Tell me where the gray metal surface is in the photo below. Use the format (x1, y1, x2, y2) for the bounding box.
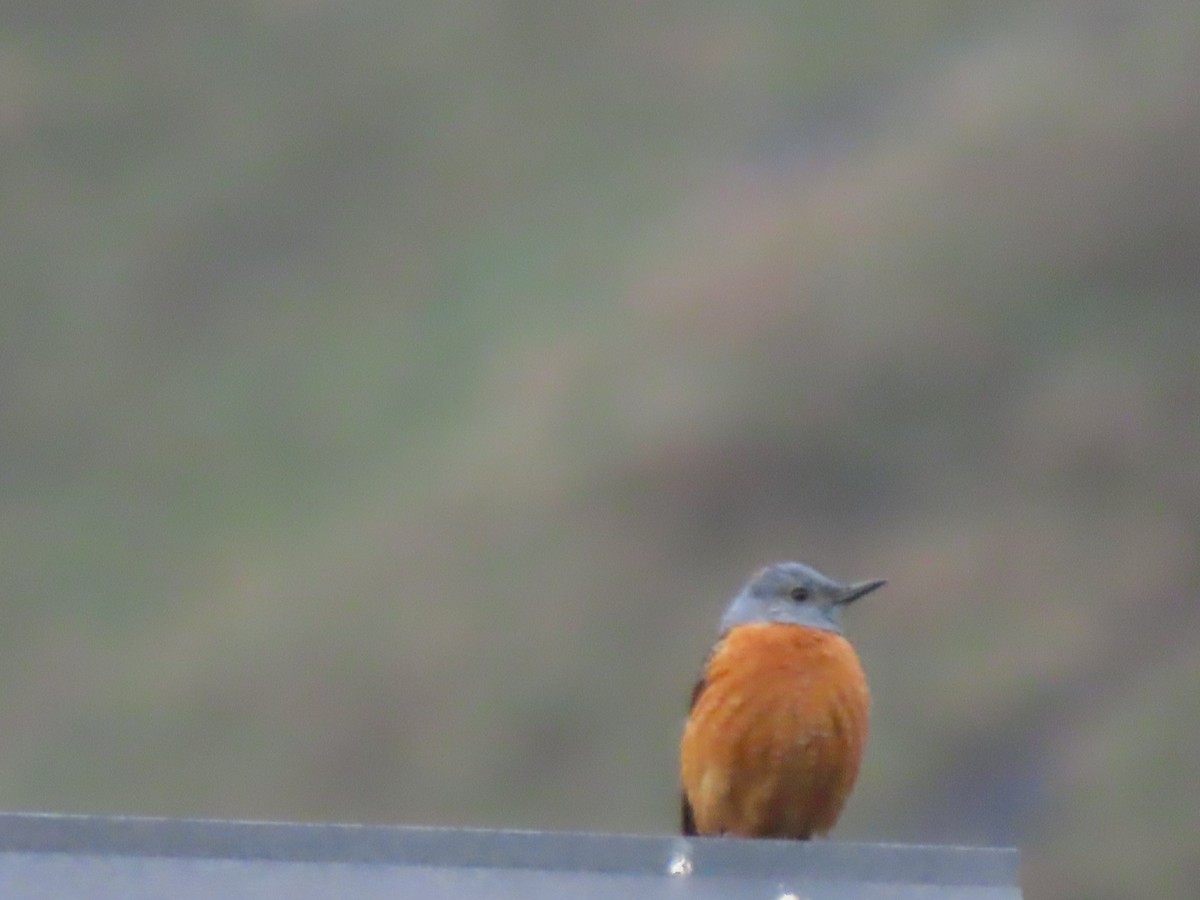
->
(0, 812, 1020, 899)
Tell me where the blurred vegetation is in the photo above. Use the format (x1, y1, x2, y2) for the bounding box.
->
(3, 2, 1200, 898)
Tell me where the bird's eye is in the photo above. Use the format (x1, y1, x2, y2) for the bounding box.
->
(789, 586, 809, 601)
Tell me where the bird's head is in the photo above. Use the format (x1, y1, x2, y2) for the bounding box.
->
(718, 561, 885, 636)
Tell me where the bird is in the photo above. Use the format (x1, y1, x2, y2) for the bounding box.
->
(680, 561, 884, 839)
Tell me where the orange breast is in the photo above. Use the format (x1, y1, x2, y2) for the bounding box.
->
(680, 622, 869, 838)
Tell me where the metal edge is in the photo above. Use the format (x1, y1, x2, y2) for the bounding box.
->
(0, 813, 1018, 886)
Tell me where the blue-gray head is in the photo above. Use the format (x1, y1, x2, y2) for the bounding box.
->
(719, 561, 885, 636)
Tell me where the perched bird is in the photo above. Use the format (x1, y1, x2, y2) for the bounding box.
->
(680, 562, 884, 839)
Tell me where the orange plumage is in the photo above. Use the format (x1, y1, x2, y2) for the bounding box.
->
(680, 621, 870, 839)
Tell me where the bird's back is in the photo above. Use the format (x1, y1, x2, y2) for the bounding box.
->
(680, 621, 869, 839)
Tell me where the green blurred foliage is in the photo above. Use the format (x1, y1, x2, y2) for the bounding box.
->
(2, 2, 1199, 898)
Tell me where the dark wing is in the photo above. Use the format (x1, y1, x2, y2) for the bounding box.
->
(681, 674, 707, 835)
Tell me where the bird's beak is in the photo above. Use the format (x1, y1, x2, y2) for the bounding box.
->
(837, 579, 886, 605)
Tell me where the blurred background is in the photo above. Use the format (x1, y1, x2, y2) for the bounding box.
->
(2, 2, 1199, 898)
